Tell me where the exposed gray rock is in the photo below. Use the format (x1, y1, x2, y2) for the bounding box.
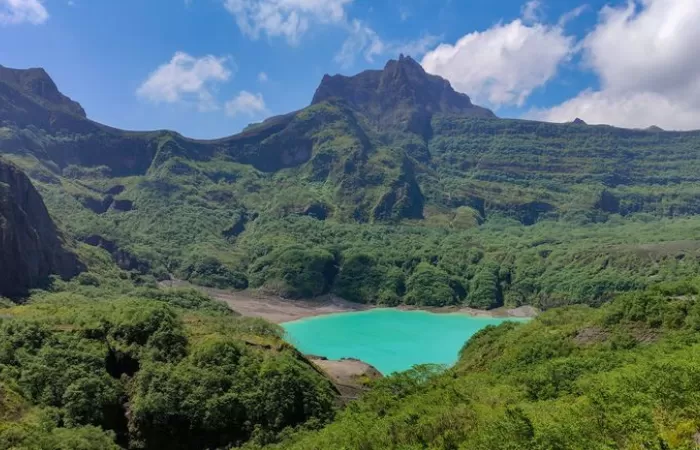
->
(0, 158, 82, 297)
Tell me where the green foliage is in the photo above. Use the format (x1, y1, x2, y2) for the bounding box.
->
(128, 337, 335, 450)
(0, 417, 120, 450)
(76, 272, 101, 287)
(404, 262, 460, 307)
(7, 111, 700, 309)
(250, 246, 338, 299)
(134, 287, 233, 315)
(265, 282, 700, 449)
(0, 289, 336, 450)
(9, 58, 700, 450)
(180, 255, 249, 290)
(333, 252, 404, 304)
(467, 262, 502, 309)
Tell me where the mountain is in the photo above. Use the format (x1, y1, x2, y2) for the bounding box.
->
(312, 55, 494, 136)
(0, 64, 86, 118)
(0, 158, 82, 297)
(0, 64, 86, 132)
(2, 58, 700, 308)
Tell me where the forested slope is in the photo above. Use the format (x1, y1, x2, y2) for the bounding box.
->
(0, 270, 336, 449)
(259, 280, 700, 450)
(1, 58, 700, 309)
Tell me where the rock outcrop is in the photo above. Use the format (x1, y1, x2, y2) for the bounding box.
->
(312, 54, 495, 137)
(0, 159, 82, 297)
(0, 64, 86, 118)
(80, 234, 149, 273)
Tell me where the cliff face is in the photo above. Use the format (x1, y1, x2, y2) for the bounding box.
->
(0, 159, 82, 297)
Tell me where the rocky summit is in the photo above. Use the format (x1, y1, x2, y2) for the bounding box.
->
(312, 55, 494, 136)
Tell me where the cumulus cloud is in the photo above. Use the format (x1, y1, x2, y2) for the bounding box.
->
(137, 52, 232, 112)
(531, 0, 700, 130)
(421, 19, 574, 106)
(530, 90, 700, 130)
(225, 91, 267, 117)
(0, 0, 48, 25)
(257, 71, 269, 83)
(223, 0, 352, 45)
(336, 19, 440, 68)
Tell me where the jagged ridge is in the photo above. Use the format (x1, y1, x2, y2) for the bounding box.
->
(312, 55, 494, 136)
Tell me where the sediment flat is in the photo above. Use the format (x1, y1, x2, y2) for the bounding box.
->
(159, 279, 539, 323)
(159, 279, 370, 323)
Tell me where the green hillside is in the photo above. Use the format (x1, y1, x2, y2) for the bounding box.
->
(2, 57, 700, 310)
(0, 275, 336, 449)
(258, 280, 700, 450)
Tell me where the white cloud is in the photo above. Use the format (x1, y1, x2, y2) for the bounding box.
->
(336, 19, 440, 68)
(530, 90, 700, 130)
(335, 20, 384, 67)
(521, 0, 543, 24)
(0, 0, 48, 25)
(532, 0, 700, 130)
(225, 91, 267, 117)
(137, 52, 232, 112)
(421, 19, 574, 106)
(258, 71, 269, 82)
(223, 0, 352, 45)
(558, 4, 588, 27)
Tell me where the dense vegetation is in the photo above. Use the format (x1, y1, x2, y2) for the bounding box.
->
(2, 59, 700, 310)
(0, 260, 336, 449)
(258, 280, 700, 450)
(3, 59, 700, 449)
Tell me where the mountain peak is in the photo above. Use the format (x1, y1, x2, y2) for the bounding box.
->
(388, 53, 424, 70)
(0, 64, 86, 118)
(311, 56, 495, 133)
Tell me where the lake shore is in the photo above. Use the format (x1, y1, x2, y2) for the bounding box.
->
(159, 280, 536, 389)
(159, 279, 540, 323)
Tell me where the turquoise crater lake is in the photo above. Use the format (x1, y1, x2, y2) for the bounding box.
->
(282, 309, 526, 374)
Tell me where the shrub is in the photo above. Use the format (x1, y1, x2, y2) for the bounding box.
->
(405, 262, 458, 307)
(250, 246, 338, 299)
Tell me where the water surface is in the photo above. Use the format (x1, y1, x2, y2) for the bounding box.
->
(282, 309, 526, 374)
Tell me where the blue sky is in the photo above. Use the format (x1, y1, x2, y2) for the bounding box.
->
(1, 0, 699, 138)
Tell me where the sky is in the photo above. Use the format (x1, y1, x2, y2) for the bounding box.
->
(0, 0, 698, 138)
